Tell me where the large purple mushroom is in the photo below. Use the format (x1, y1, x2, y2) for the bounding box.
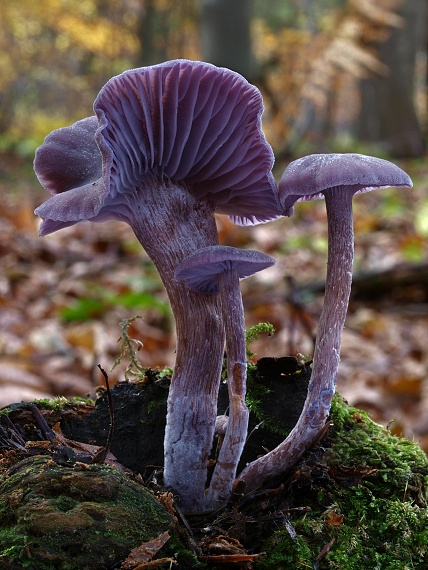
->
(34, 60, 280, 511)
(175, 245, 275, 508)
(235, 153, 412, 493)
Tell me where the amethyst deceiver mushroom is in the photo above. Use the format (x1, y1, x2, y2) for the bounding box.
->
(174, 245, 275, 508)
(34, 60, 280, 512)
(235, 153, 412, 493)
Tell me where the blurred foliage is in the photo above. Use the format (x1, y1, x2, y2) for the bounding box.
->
(254, 0, 408, 152)
(59, 278, 171, 322)
(0, 0, 409, 156)
(0, 0, 139, 149)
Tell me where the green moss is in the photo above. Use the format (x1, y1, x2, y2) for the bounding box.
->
(256, 394, 428, 569)
(158, 534, 208, 569)
(0, 456, 173, 569)
(158, 367, 173, 379)
(33, 396, 94, 410)
(246, 367, 281, 434)
(245, 322, 275, 359)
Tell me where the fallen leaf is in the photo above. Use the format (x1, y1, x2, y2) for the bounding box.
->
(325, 512, 344, 526)
(120, 531, 171, 569)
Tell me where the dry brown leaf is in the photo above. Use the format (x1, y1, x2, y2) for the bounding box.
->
(120, 531, 171, 569)
(51, 423, 121, 467)
(325, 512, 344, 526)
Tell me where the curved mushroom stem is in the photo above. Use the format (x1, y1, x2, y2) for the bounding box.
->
(235, 186, 354, 493)
(127, 177, 225, 512)
(205, 268, 249, 510)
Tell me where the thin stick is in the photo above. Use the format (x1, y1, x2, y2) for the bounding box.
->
(27, 403, 55, 443)
(95, 364, 115, 463)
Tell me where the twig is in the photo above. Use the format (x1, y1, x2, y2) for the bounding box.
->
(27, 403, 55, 443)
(93, 364, 115, 463)
(0, 414, 27, 451)
(198, 552, 265, 564)
(173, 503, 202, 557)
(314, 538, 335, 568)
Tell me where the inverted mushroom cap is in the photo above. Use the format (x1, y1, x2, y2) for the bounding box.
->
(279, 153, 413, 215)
(35, 117, 101, 196)
(174, 245, 275, 294)
(35, 59, 280, 235)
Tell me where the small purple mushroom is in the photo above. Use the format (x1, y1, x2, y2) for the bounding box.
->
(33, 60, 280, 511)
(235, 153, 412, 493)
(175, 245, 275, 508)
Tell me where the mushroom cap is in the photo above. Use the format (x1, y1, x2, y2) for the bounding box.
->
(35, 60, 280, 235)
(34, 117, 101, 196)
(174, 245, 275, 294)
(279, 153, 413, 215)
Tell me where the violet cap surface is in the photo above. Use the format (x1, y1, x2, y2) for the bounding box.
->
(279, 153, 413, 215)
(35, 60, 280, 235)
(174, 245, 275, 294)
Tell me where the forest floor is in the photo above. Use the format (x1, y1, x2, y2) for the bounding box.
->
(0, 150, 427, 453)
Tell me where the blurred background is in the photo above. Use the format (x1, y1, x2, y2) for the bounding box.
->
(0, 0, 427, 448)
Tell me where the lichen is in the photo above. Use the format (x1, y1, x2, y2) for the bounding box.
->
(256, 394, 428, 569)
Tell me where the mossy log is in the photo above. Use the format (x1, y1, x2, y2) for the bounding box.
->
(1, 361, 428, 569)
(0, 456, 173, 569)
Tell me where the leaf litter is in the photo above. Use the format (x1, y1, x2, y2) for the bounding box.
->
(0, 153, 427, 454)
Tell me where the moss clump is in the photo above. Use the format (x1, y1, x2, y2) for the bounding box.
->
(33, 396, 95, 411)
(0, 455, 173, 569)
(256, 394, 428, 569)
(40, 396, 94, 407)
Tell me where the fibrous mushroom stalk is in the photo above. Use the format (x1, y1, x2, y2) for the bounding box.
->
(174, 245, 275, 509)
(127, 178, 225, 512)
(235, 187, 355, 492)
(205, 267, 249, 509)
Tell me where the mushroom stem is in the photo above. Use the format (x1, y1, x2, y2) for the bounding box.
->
(205, 268, 249, 509)
(127, 178, 225, 512)
(235, 186, 354, 493)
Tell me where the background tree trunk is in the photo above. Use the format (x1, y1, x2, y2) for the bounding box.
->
(200, 0, 256, 80)
(357, 0, 426, 157)
(137, 0, 169, 66)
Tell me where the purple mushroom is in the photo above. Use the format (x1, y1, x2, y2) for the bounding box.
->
(235, 153, 412, 493)
(34, 60, 280, 512)
(174, 245, 275, 508)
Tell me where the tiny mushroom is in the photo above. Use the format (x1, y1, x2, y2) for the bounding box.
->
(235, 153, 412, 494)
(175, 245, 275, 508)
(33, 60, 279, 512)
